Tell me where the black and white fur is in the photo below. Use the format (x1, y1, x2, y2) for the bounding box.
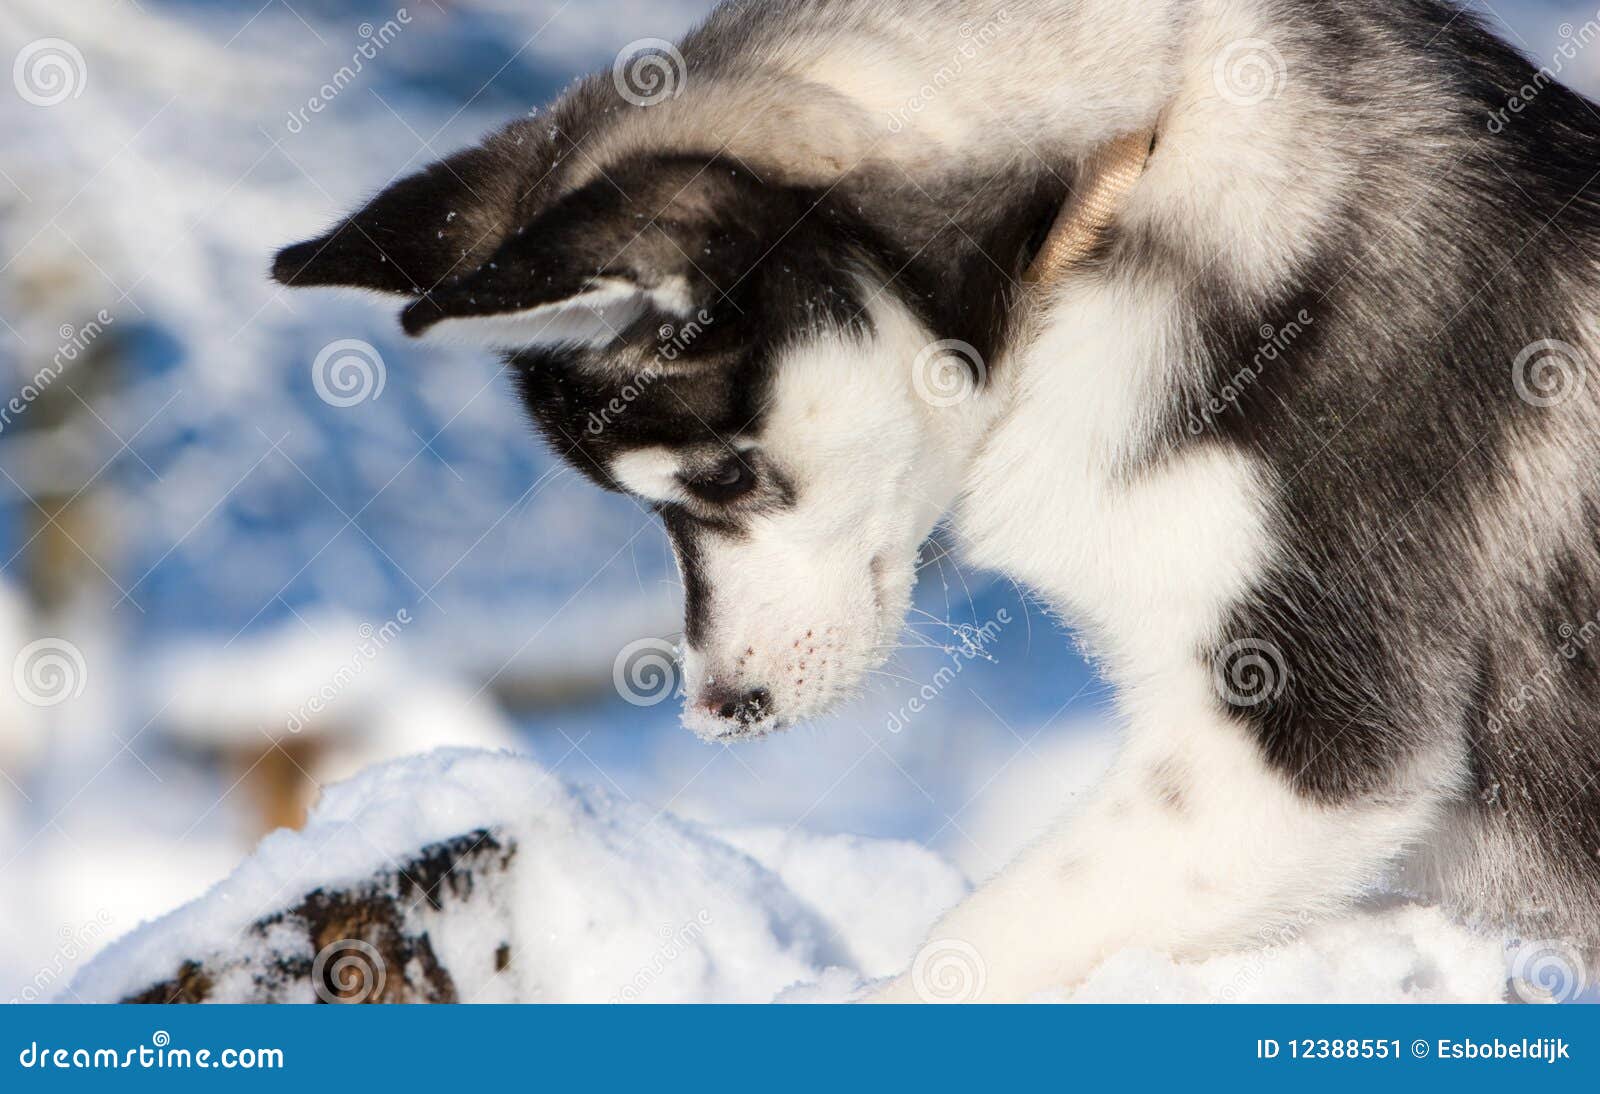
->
(274, 0, 1600, 1000)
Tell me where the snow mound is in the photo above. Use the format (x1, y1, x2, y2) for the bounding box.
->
(715, 826, 969, 980)
(69, 749, 949, 1003)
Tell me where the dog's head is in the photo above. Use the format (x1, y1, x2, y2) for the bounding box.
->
(273, 123, 1052, 739)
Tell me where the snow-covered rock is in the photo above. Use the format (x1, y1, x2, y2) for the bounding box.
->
(69, 749, 947, 1002)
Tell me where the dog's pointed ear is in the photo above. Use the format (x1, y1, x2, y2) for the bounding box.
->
(395, 157, 775, 348)
(271, 138, 529, 296)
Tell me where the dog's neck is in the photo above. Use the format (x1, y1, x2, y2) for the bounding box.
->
(928, 126, 1161, 540)
(1024, 128, 1157, 288)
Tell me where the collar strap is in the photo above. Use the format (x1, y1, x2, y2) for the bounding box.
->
(1023, 127, 1156, 286)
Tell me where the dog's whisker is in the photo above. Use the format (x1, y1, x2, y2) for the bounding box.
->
(863, 668, 920, 687)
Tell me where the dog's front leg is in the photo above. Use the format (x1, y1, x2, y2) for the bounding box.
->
(874, 681, 1446, 1002)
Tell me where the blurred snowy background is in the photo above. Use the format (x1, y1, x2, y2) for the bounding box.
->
(0, 0, 1593, 1001)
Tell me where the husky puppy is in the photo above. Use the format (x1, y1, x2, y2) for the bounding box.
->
(274, 0, 1600, 1000)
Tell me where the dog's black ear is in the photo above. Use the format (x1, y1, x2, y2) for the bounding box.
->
(271, 139, 529, 296)
(396, 156, 778, 348)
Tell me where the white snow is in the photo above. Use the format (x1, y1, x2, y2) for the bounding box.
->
(714, 826, 969, 980)
(70, 746, 1531, 1004)
(70, 748, 941, 1003)
(1059, 906, 1512, 1004)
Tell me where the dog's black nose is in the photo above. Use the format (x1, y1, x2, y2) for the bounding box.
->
(715, 687, 772, 725)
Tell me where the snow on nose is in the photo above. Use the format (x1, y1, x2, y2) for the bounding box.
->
(682, 680, 777, 741)
(704, 685, 772, 726)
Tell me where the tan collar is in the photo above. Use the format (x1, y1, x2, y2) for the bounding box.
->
(1023, 127, 1156, 286)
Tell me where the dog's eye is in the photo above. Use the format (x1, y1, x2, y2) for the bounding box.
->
(684, 455, 757, 503)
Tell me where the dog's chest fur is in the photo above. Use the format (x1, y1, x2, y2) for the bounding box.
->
(957, 282, 1270, 686)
